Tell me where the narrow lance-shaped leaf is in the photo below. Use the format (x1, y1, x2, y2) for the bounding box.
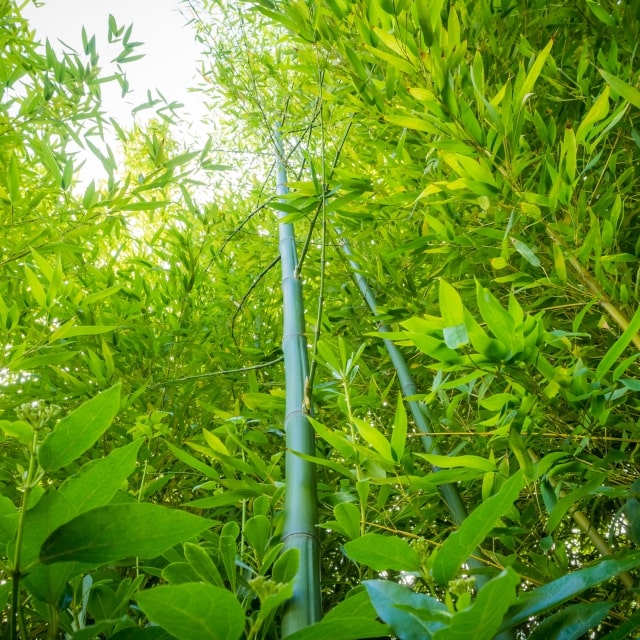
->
(499, 552, 640, 631)
(432, 470, 525, 584)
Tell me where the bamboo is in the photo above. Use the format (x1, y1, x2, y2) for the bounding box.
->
(275, 129, 322, 636)
(339, 237, 518, 637)
(340, 241, 488, 565)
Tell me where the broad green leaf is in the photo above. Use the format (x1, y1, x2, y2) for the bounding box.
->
(284, 617, 390, 640)
(432, 568, 519, 640)
(332, 502, 361, 541)
(40, 503, 212, 564)
(432, 471, 525, 584)
(343, 532, 420, 572)
(136, 583, 244, 640)
(39, 384, 121, 471)
(323, 589, 377, 621)
(364, 580, 450, 640)
(599, 69, 640, 109)
(58, 439, 142, 514)
(528, 601, 613, 640)
(390, 393, 407, 462)
(18, 489, 77, 570)
(0, 420, 33, 445)
(244, 514, 271, 560)
(595, 304, 640, 380)
(500, 552, 640, 631)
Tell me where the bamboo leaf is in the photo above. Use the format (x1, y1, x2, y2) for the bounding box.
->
(500, 553, 640, 631)
(528, 601, 613, 640)
(517, 39, 553, 105)
(595, 304, 640, 380)
(546, 473, 606, 534)
(432, 471, 525, 584)
(353, 417, 393, 462)
(599, 69, 640, 109)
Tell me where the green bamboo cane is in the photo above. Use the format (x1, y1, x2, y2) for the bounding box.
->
(341, 237, 516, 639)
(275, 128, 322, 636)
(339, 237, 515, 599)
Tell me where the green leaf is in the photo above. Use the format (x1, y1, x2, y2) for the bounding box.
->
(576, 86, 610, 144)
(0, 420, 33, 445)
(364, 580, 450, 640)
(25, 265, 47, 308)
(331, 502, 361, 541)
(500, 552, 640, 631)
(517, 39, 553, 105)
(244, 515, 271, 561)
(58, 439, 142, 514)
(475, 281, 514, 340)
(49, 320, 118, 343)
(595, 304, 640, 380)
(390, 393, 407, 462)
(599, 69, 640, 109)
(284, 617, 390, 640)
(343, 533, 420, 572)
(511, 237, 541, 268)
(184, 542, 223, 586)
(432, 568, 519, 640)
(546, 473, 606, 534)
(39, 384, 121, 471)
(353, 417, 393, 462)
(528, 601, 613, 640)
(438, 278, 469, 349)
(136, 583, 245, 640)
(40, 503, 212, 564)
(417, 454, 496, 473)
(432, 471, 525, 584)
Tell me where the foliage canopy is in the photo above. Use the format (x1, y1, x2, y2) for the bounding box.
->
(1, 0, 640, 638)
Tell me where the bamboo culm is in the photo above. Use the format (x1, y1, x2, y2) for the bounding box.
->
(276, 129, 322, 636)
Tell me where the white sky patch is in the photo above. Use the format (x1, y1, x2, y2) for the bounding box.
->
(22, 0, 207, 181)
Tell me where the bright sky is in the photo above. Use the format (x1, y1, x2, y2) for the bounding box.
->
(22, 0, 206, 177)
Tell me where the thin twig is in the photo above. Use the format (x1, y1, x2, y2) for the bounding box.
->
(149, 356, 284, 387)
(230, 254, 281, 344)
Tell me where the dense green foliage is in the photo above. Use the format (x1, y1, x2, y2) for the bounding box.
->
(1, 0, 640, 637)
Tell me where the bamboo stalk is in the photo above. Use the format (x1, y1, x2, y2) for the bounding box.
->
(339, 239, 494, 571)
(275, 128, 322, 636)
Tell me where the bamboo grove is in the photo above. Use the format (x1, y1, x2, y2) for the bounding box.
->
(1, 0, 640, 638)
